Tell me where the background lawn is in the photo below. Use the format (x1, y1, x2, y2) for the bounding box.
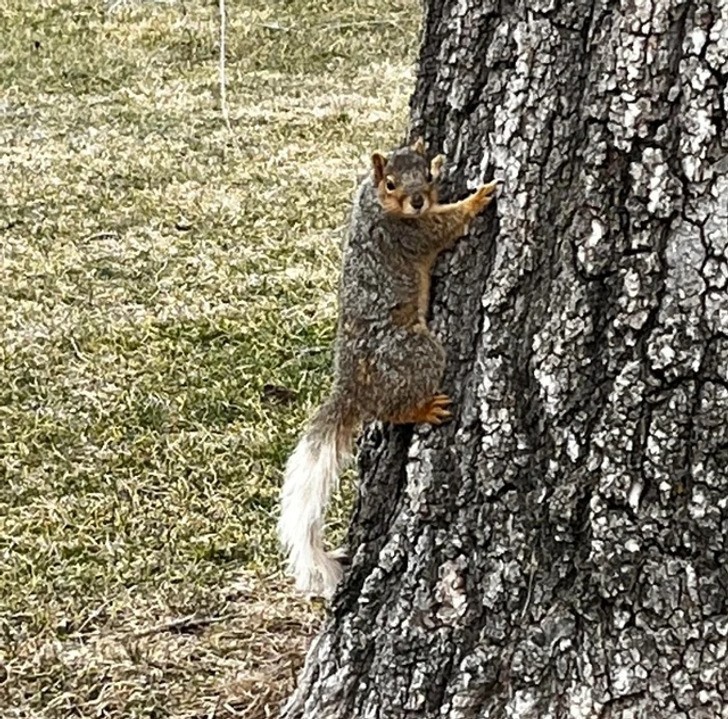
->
(0, 1, 419, 716)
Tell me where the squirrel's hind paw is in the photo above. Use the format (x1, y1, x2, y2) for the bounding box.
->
(391, 394, 453, 426)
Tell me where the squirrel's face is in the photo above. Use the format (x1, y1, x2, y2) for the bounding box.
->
(371, 138, 444, 217)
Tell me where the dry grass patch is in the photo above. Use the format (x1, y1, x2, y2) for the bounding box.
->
(1, 0, 419, 716)
(3, 573, 321, 718)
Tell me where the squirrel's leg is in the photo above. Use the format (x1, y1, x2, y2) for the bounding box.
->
(424, 179, 500, 247)
(362, 328, 448, 425)
(437, 179, 500, 219)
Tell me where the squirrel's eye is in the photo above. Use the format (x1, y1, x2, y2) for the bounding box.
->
(385, 179, 396, 191)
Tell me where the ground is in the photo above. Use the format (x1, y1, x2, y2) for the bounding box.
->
(0, 1, 419, 716)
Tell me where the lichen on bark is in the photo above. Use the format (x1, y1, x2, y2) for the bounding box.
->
(282, 0, 728, 717)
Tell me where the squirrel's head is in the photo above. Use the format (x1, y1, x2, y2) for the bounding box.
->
(371, 137, 444, 217)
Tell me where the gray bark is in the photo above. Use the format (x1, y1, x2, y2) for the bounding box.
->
(282, 0, 728, 716)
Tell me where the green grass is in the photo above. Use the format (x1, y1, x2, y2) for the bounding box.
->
(0, 0, 419, 716)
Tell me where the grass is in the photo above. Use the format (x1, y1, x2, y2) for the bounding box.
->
(0, 0, 420, 716)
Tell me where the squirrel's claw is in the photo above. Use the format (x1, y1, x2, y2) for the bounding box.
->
(421, 394, 453, 424)
(428, 409, 453, 425)
(389, 394, 454, 425)
(469, 180, 500, 213)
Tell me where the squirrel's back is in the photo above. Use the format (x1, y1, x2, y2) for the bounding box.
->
(339, 177, 421, 327)
(347, 176, 381, 240)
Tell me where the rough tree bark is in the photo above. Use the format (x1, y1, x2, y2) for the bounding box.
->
(282, 0, 728, 716)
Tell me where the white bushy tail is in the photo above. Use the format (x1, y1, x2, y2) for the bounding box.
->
(278, 400, 353, 598)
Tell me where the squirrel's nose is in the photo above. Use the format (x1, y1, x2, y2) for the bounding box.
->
(411, 194, 424, 210)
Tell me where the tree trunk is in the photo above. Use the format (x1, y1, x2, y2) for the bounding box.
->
(282, 0, 728, 716)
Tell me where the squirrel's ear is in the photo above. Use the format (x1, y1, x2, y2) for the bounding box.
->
(430, 154, 445, 179)
(411, 136, 426, 155)
(371, 153, 387, 184)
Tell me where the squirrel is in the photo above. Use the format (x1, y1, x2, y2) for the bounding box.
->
(278, 137, 500, 598)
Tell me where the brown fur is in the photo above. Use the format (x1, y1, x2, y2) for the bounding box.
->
(390, 393, 452, 424)
(416, 253, 437, 324)
(411, 136, 426, 155)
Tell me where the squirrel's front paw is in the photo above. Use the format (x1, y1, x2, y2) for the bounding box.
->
(469, 179, 501, 214)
